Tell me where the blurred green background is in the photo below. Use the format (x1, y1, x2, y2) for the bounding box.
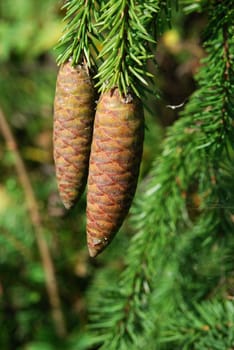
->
(0, 1, 204, 348)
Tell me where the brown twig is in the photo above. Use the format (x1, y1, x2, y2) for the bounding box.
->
(0, 108, 67, 337)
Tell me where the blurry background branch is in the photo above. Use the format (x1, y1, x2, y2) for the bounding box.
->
(0, 108, 67, 338)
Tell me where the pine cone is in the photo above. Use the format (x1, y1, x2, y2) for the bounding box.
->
(86, 88, 144, 257)
(53, 61, 95, 209)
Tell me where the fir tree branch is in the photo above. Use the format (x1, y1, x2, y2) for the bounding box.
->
(96, 0, 160, 96)
(162, 300, 234, 349)
(56, 0, 99, 67)
(56, 0, 176, 95)
(87, 1, 234, 348)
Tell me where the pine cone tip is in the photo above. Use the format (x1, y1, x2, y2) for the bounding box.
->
(58, 186, 76, 210)
(63, 200, 73, 210)
(88, 246, 98, 258)
(88, 236, 109, 258)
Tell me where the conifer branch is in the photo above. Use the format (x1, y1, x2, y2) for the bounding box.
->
(56, 0, 98, 67)
(87, 1, 234, 348)
(56, 0, 176, 96)
(162, 300, 234, 348)
(96, 0, 160, 96)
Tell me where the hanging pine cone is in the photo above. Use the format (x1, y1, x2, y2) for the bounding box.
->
(86, 88, 144, 257)
(53, 61, 95, 209)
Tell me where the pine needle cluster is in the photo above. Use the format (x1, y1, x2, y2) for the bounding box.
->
(55, 0, 174, 96)
(56, 0, 98, 67)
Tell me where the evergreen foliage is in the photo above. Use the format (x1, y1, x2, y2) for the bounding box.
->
(56, 0, 176, 96)
(94, 0, 159, 95)
(85, 0, 234, 349)
(0, 0, 233, 348)
(163, 300, 234, 349)
(56, 0, 98, 67)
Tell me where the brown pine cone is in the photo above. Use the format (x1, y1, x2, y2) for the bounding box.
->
(53, 61, 95, 209)
(86, 88, 144, 257)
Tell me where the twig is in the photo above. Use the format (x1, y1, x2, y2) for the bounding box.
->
(0, 108, 67, 337)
